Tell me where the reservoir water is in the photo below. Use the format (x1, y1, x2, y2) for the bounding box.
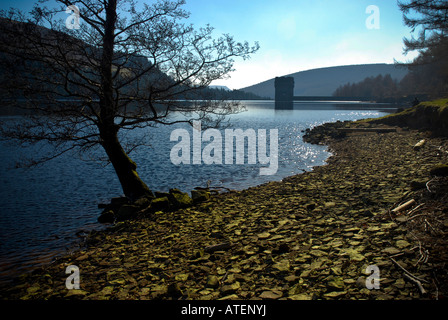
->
(0, 100, 397, 283)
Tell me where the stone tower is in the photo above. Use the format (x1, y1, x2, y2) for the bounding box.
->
(275, 77, 294, 109)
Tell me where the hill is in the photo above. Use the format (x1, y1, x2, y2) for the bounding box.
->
(209, 85, 231, 91)
(0, 18, 267, 105)
(240, 64, 409, 99)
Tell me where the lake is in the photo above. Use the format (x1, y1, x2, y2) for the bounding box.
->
(0, 100, 397, 284)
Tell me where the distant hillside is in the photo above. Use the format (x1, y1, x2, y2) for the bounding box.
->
(0, 18, 266, 104)
(240, 64, 408, 99)
(209, 85, 231, 91)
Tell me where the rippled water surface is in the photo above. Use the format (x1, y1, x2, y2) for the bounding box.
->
(0, 100, 395, 283)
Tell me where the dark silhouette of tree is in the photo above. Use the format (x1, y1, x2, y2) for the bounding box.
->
(333, 74, 399, 100)
(0, 0, 259, 200)
(397, 0, 448, 97)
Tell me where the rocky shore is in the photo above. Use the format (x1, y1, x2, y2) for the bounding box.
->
(1, 113, 448, 300)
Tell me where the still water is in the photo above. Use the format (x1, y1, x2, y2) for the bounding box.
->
(0, 100, 396, 283)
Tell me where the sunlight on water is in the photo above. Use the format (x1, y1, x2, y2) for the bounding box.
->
(0, 100, 394, 283)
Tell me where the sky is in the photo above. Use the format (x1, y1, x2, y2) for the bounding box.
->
(0, 0, 420, 90)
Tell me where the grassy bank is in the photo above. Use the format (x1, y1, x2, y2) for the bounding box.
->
(367, 99, 448, 136)
(1, 102, 448, 300)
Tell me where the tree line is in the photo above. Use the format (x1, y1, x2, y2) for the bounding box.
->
(335, 1, 448, 102)
(333, 74, 403, 100)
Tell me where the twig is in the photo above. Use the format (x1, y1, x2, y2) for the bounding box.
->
(415, 252, 426, 266)
(424, 218, 438, 234)
(389, 252, 405, 259)
(406, 203, 424, 216)
(220, 271, 229, 286)
(389, 257, 429, 284)
(407, 213, 429, 221)
(403, 273, 426, 295)
(426, 178, 436, 193)
(390, 257, 428, 295)
(387, 209, 394, 222)
(423, 249, 429, 264)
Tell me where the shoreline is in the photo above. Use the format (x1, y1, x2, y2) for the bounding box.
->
(1, 118, 447, 300)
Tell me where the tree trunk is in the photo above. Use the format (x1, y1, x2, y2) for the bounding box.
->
(98, 0, 152, 200)
(101, 130, 153, 200)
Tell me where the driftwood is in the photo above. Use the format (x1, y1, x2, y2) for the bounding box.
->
(413, 139, 426, 150)
(337, 128, 397, 133)
(392, 199, 416, 214)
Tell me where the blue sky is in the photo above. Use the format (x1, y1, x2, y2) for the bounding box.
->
(1, 0, 419, 89)
(184, 0, 419, 89)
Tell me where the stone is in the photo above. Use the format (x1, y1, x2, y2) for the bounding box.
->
(259, 290, 283, 299)
(284, 275, 299, 282)
(394, 278, 406, 289)
(218, 294, 240, 300)
(310, 250, 327, 257)
(116, 205, 139, 221)
(98, 210, 115, 224)
(206, 275, 220, 289)
(191, 190, 211, 203)
(330, 266, 342, 276)
(167, 283, 183, 298)
(155, 191, 170, 198)
(324, 291, 347, 298)
(382, 247, 401, 255)
(257, 232, 271, 239)
(310, 259, 325, 270)
(410, 180, 426, 191)
(150, 197, 171, 212)
(175, 273, 189, 282)
(168, 189, 193, 209)
(324, 202, 336, 208)
(220, 282, 240, 294)
(76, 254, 89, 261)
(65, 289, 89, 298)
(356, 276, 367, 289)
(273, 259, 290, 272)
(26, 286, 40, 295)
(327, 277, 345, 290)
(430, 164, 448, 177)
(289, 294, 312, 300)
(110, 197, 129, 207)
(340, 248, 365, 261)
(396, 240, 410, 249)
(134, 197, 151, 209)
(101, 286, 114, 296)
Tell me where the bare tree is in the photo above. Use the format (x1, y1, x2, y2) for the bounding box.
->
(0, 0, 259, 200)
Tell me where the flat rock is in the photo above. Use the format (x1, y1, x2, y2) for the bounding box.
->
(257, 232, 271, 239)
(324, 291, 347, 298)
(259, 290, 283, 300)
(273, 259, 290, 272)
(220, 282, 240, 294)
(382, 247, 401, 255)
(396, 240, 411, 249)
